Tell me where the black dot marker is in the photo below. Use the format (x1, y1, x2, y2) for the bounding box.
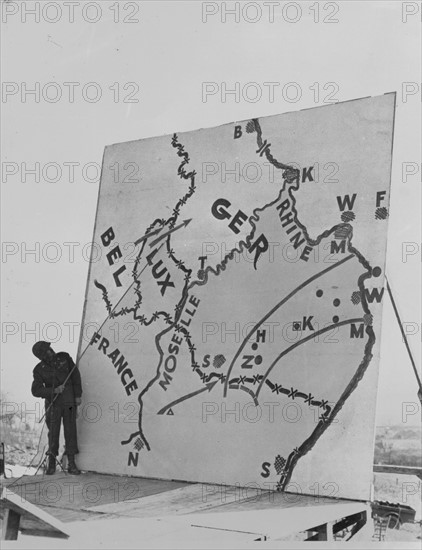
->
(372, 266, 382, 277)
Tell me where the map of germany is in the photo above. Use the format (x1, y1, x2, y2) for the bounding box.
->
(77, 94, 395, 500)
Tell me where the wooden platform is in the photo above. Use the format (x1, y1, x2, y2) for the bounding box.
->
(1, 471, 371, 546)
(2, 472, 190, 523)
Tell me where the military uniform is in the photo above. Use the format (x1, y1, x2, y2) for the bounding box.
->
(31, 351, 82, 457)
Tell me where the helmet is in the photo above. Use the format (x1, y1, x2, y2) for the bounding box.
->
(32, 341, 51, 360)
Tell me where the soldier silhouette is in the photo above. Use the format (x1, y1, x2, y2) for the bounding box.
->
(31, 341, 82, 475)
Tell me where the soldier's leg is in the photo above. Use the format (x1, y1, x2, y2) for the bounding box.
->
(46, 403, 61, 457)
(63, 403, 80, 474)
(62, 403, 79, 456)
(44, 403, 62, 474)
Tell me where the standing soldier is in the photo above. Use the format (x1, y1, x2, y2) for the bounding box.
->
(31, 341, 82, 475)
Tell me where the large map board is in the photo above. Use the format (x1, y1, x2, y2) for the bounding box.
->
(76, 94, 395, 500)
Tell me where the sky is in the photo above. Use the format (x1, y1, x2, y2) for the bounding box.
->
(1, 0, 421, 428)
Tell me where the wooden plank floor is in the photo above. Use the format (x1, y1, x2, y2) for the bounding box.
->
(87, 482, 350, 520)
(1, 472, 369, 543)
(1, 471, 355, 522)
(1, 472, 191, 523)
(85, 483, 260, 518)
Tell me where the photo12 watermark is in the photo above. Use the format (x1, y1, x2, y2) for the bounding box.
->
(1, 1, 141, 24)
(201, 2, 340, 24)
(202, 81, 340, 104)
(1, 479, 141, 506)
(2, 81, 140, 104)
(2, 161, 142, 184)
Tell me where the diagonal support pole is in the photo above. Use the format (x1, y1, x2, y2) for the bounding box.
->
(385, 275, 422, 402)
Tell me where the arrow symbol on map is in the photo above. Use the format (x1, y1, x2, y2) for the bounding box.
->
(157, 379, 218, 415)
(149, 219, 192, 248)
(134, 225, 165, 246)
(134, 219, 192, 248)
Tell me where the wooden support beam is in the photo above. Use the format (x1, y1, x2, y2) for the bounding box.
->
(306, 522, 333, 541)
(2, 508, 21, 540)
(1, 488, 70, 540)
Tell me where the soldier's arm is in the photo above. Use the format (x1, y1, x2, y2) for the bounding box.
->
(31, 368, 53, 399)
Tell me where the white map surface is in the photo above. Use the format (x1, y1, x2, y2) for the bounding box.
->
(77, 94, 395, 500)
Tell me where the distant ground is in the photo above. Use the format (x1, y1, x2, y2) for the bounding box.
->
(1, 405, 47, 476)
(374, 425, 422, 467)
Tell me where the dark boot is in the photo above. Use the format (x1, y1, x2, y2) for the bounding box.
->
(67, 455, 80, 475)
(45, 454, 56, 475)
